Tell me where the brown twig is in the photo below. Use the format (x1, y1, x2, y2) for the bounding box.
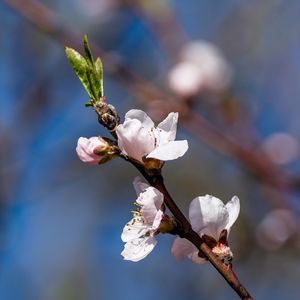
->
(4, 1, 256, 297)
(127, 159, 253, 299)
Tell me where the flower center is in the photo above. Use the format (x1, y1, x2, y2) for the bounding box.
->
(212, 243, 233, 265)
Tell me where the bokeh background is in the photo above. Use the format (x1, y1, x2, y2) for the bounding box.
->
(1, 0, 300, 299)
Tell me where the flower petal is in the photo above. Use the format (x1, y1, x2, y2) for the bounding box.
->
(189, 195, 229, 240)
(121, 236, 157, 262)
(121, 219, 148, 242)
(137, 187, 164, 224)
(151, 209, 164, 231)
(156, 112, 178, 144)
(125, 109, 154, 130)
(171, 237, 195, 261)
(117, 119, 155, 162)
(225, 196, 240, 233)
(132, 176, 150, 194)
(146, 140, 188, 161)
(188, 251, 207, 264)
(171, 237, 206, 264)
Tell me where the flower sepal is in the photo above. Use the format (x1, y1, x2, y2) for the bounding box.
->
(158, 215, 177, 234)
(202, 234, 218, 249)
(143, 157, 164, 170)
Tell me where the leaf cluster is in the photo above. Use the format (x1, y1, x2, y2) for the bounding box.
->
(65, 35, 104, 106)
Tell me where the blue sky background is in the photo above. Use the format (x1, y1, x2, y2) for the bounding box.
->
(1, 1, 300, 299)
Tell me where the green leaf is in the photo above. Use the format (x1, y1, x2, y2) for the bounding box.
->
(83, 34, 94, 68)
(65, 35, 105, 103)
(65, 47, 94, 100)
(86, 66, 101, 101)
(94, 57, 104, 98)
(84, 100, 94, 107)
(83, 35, 104, 99)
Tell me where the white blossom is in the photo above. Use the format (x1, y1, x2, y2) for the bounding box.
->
(121, 177, 164, 262)
(172, 194, 240, 264)
(116, 109, 188, 164)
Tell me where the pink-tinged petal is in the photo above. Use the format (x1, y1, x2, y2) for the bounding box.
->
(189, 195, 229, 240)
(188, 251, 207, 264)
(146, 140, 188, 161)
(76, 137, 105, 164)
(225, 196, 240, 233)
(125, 109, 154, 130)
(117, 119, 155, 162)
(151, 209, 164, 231)
(172, 237, 206, 264)
(137, 187, 164, 210)
(121, 219, 148, 242)
(156, 112, 178, 144)
(172, 237, 195, 261)
(132, 176, 150, 194)
(137, 187, 164, 224)
(121, 236, 157, 262)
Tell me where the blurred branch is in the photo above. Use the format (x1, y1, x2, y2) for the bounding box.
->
(117, 0, 300, 205)
(122, 0, 188, 60)
(4, 0, 300, 197)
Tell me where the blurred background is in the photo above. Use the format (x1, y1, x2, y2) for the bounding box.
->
(1, 0, 300, 299)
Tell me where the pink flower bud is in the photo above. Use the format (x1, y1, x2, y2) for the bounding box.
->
(76, 136, 108, 164)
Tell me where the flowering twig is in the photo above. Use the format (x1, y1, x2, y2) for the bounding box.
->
(65, 35, 254, 299)
(126, 159, 253, 299)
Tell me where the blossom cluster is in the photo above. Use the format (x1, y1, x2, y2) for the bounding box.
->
(76, 109, 240, 264)
(76, 109, 188, 166)
(121, 179, 239, 263)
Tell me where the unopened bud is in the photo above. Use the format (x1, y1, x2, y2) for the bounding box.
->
(94, 101, 120, 132)
(76, 136, 117, 165)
